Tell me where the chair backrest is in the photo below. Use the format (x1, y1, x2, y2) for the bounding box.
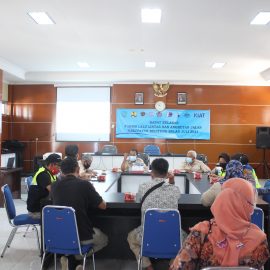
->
(202, 266, 256, 270)
(197, 153, 208, 164)
(25, 176, 33, 192)
(101, 145, 117, 155)
(42, 205, 83, 255)
(1, 184, 16, 220)
(251, 207, 264, 230)
(201, 267, 257, 270)
(143, 145, 161, 155)
(137, 153, 150, 166)
(141, 208, 181, 259)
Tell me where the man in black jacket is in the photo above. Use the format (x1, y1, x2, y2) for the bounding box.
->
(27, 153, 61, 219)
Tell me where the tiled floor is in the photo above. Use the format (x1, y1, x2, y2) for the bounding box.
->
(0, 196, 137, 270)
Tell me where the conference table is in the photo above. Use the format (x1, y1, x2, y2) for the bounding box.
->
(89, 171, 270, 265)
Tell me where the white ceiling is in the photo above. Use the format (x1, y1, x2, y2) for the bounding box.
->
(1, 0, 270, 85)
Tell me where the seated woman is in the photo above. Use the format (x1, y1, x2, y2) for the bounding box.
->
(211, 152, 230, 177)
(238, 153, 261, 188)
(171, 178, 269, 270)
(121, 149, 148, 172)
(183, 150, 211, 173)
(201, 160, 256, 207)
(78, 153, 97, 179)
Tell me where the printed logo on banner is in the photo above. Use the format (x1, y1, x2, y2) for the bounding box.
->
(131, 112, 137, 117)
(167, 112, 173, 117)
(141, 112, 146, 116)
(121, 111, 127, 117)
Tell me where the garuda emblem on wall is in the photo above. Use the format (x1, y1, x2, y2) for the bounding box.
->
(152, 82, 170, 97)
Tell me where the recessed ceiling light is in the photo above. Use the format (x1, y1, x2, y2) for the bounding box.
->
(77, 62, 90, 68)
(28, 12, 55, 25)
(141, 8, 161, 23)
(212, 62, 225, 69)
(145, 61, 156, 68)
(250, 12, 270, 25)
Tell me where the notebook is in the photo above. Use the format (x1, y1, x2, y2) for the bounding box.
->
(0, 157, 15, 170)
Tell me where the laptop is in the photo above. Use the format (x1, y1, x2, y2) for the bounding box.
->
(0, 157, 15, 170)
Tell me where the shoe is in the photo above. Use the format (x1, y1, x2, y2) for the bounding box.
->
(60, 256, 68, 270)
(75, 265, 83, 270)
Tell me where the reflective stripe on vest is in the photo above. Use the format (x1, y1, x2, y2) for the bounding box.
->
(31, 167, 56, 185)
(252, 169, 261, 188)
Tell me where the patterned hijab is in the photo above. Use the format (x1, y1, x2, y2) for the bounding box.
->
(191, 178, 266, 266)
(219, 160, 243, 184)
(220, 160, 256, 187)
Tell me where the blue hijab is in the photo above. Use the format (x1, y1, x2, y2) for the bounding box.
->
(220, 160, 244, 184)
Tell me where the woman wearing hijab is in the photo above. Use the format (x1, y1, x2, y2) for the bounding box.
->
(201, 160, 255, 207)
(171, 178, 269, 270)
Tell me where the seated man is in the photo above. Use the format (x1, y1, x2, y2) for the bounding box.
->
(183, 150, 211, 173)
(51, 157, 108, 270)
(121, 149, 148, 172)
(211, 152, 230, 177)
(27, 153, 62, 219)
(78, 153, 97, 179)
(127, 158, 180, 270)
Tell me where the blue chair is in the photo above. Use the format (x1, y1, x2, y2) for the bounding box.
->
(197, 153, 208, 164)
(138, 208, 181, 270)
(137, 153, 150, 166)
(143, 145, 161, 155)
(251, 207, 264, 230)
(41, 205, 95, 270)
(101, 145, 117, 155)
(1, 184, 40, 258)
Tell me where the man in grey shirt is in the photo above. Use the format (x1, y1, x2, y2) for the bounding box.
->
(127, 158, 181, 270)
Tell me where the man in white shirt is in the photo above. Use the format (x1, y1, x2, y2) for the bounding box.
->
(183, 150, 211, 173)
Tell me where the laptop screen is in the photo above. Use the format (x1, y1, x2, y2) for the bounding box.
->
(6, 157, 15, 169)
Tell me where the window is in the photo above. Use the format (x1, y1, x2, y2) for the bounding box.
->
(56, 87, 110, 141)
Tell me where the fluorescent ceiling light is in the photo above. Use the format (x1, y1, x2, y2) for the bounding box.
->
(141, 8, 161, 23)
(260, 67, 270, 81)
(212, 62, 225, 69)
(145, 61, 156, 68)
(250, 12, 270, 25)
(77, 62, 90, 68)
(28, 12, 55, 25)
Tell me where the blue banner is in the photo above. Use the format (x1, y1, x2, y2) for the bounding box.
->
(116, 109, 210, 140)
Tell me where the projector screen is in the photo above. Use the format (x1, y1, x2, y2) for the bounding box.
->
(56, 87, 110, 141)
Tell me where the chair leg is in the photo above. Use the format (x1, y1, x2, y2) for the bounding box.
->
(1, 227, 18, 258)
(137, 255, 141, 270)
(82, 254, 87, 270)
(92, 252, 95, 270)
(23, 225, 30, 237)
(54, 253, 57, 270)
(40, 251, 46, 270)
(33, 225, 41, 253)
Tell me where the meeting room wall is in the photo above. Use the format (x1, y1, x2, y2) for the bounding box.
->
(4, 83, 270, 176)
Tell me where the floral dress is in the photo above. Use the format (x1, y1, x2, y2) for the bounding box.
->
(175, 230, 269, 270)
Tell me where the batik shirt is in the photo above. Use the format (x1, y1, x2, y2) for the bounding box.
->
(175, 227, 269, 270)
(137, 178, 181, 236)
